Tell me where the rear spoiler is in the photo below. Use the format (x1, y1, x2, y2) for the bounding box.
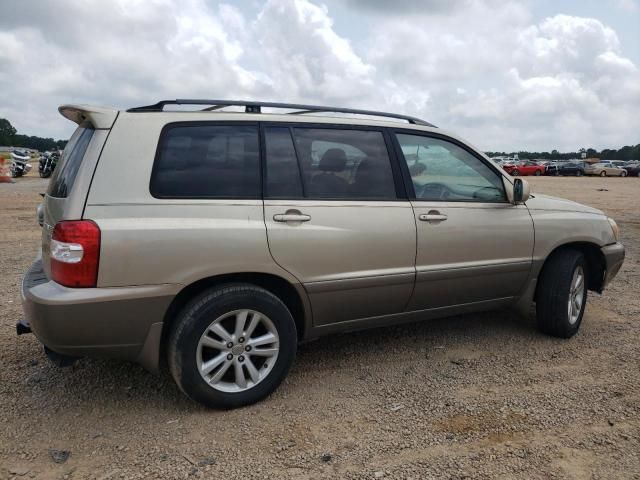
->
(58, 104, 118, 129)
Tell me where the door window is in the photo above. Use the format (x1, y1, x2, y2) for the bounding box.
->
(396, 134, 506, 202)
(264, 127, 304, 198)
(286, 128, 397, 200)
(151, 125, 260, 198)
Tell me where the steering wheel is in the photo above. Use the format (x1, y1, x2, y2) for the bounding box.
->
(472, 186, 500, 201)
(417, 182, 451, 200)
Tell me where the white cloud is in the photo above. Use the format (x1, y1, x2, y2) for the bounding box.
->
(0, 0, 637, 151)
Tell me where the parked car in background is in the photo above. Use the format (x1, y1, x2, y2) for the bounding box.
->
(623, 162, 640, 177)
(502, 161, 545, 176)
(584, 163, 628, 177)
(19, 100, 625, 409)
(545, 162, 585, 176)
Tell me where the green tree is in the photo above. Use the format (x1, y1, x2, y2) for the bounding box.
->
(0, 118, 17, 145)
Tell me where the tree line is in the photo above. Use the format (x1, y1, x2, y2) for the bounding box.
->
(485, 144, 640, 161)
(0, 118, 67, 152)
(2, 115, 638, 160)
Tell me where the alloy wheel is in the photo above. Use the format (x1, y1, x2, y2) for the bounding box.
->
(568, 266, 585, 325)
(196, 309, 280, 393)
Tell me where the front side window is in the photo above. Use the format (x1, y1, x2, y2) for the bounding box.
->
(151, 125, 260, 198)
(289, 128, 396, 199)
(396, 134, 506, 202)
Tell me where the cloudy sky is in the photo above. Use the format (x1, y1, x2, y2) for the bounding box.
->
(0, 0, 638, 151)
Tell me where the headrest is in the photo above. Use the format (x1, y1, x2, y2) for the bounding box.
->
(319, 148, 347, 172)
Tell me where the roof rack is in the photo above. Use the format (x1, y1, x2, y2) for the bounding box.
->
(126, 99, 436, 127)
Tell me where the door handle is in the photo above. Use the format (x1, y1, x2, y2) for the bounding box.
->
(273, 213, 311, 223)
(419, 211, 448, 222)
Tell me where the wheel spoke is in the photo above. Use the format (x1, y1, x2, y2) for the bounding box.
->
(248, 332, 277, 348)
(200, 336, 227, 350)
(250, 347, 278, 358)
(244, 312, 261, 338)
(245, 358, 260, 384)
(210, 323, 232, 342)
(201, 352, 228, 376)
(234, 310, 249, 339)
(209, 359, 233, 384)
(234, 361, 247, 389)
(575, 273, 583, 291)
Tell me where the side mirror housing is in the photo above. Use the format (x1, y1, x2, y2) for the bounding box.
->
(505, 177, 530, 204)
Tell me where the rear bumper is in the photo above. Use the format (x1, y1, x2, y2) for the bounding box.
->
(20, 259, 179, 370)
(601, 242, 625, 288)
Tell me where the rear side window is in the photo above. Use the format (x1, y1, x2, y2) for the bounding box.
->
(151, 124, 260, 199)
(47, 127, 95, 198)
(287, 128, 397, 200)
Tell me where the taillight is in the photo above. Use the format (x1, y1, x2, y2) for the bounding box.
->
(50, 220, 100, 287)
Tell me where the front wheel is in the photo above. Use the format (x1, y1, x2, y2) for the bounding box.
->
(168, 284, 297, 408)
(621, 171, 627, 177)
(536, 250, 587, 338)
(576, 170, 583, 177)
(600, 171, 606, 177)
(534, 170, 542, 176)
(511, 170, 520, 176)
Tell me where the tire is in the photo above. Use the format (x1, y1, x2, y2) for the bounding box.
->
(534, 170, 542, 176)
(576, 170, 582, 177)
(554, 171, 560, 176)
(168, 283, 297, 409)
(621, 171, 627, 177)
(536, 250, 587, 338)
(600, 171, 606, 177)
(512, 170, 520, 176)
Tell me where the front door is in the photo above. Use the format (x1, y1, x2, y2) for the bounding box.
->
(262, 125, 416, 326)
(393, 132, 534, 311)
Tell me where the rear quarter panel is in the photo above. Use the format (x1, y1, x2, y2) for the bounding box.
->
(84, 113, 298, 288)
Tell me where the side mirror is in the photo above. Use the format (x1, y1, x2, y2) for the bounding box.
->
(504, 177, 530, 204)
(513, 178, 524, 202)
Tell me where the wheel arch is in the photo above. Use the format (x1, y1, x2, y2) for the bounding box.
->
(160, 272, 311, 356)
(534, 241, 606, 301)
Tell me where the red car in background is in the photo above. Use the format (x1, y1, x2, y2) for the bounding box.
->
(502, 161, 545, 176)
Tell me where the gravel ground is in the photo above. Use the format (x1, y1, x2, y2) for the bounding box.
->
(1, 174, 639, 479)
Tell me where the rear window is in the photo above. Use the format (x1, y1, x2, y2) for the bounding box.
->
(47, 127, 95, 198)
(150, 124, 260, 199)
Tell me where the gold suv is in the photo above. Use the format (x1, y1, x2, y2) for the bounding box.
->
(19, 100, 625, 408)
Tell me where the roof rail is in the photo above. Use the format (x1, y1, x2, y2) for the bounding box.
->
(126, 99, 436, 127)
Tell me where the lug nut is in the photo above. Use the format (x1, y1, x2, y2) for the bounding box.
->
(238, 355, 245, 362)
(239, 337, 245, 343)
(245, 345, 251, 352)
(226, 342, 233, 349)
(227, 353, 233, 360)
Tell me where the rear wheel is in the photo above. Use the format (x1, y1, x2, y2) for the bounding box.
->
(536, 250, 587, 338)
(576, 170, 582, 177)
(621, 171, 627, 177)
(512, 169, 520, 176)
(600, 171, 606, 177)
(168, 284, 297, 408)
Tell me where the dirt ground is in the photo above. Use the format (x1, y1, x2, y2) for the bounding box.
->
(1, 174, 638, 479)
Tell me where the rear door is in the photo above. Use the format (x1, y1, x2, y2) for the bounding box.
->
(262, 125, 416, 326)
(392, 131, 534, 310)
